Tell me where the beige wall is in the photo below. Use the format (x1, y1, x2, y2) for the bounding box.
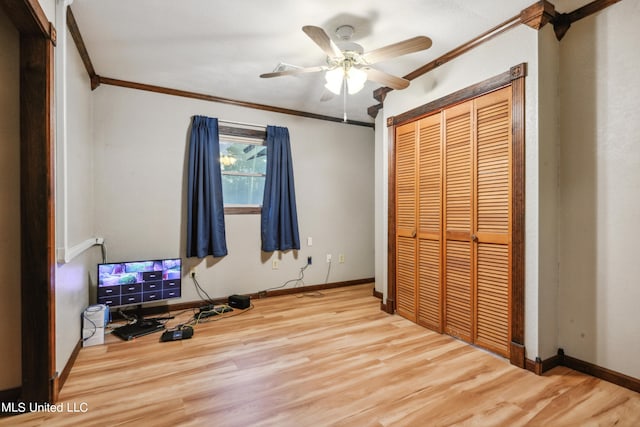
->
(54, 24, 100, 375)
(557, 1, 640, 379)
(0, 7, 21, 390)
(536, 25, 560, 360)
(37, 0, 55, 23)
(92, 85, 375, 301)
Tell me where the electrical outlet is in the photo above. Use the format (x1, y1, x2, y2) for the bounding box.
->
(307, 236, 313, 246)
(326, 253, 332, 263)
(272, 259, 279, 270)
(190, 267, 196, 277)
(307, 256, 312, 265)
(339, 254, 345, 264)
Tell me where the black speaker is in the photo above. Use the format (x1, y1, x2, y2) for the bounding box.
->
(228, 294, 250, 309)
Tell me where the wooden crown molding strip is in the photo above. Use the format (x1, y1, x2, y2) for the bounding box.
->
(520, 0, 557, 30)
(66, 6, 99, 89)
(63, 8, 373, 127)
(369, 0, 623, 112)
(552, 0, 622, 40)
(368, 103, 383, 119)
(98, 76, 374, 128)
(371, 13, 522, 109)
(387, 64, 526, 127)
(1, 0, 52, 38)
(565, 0, 622, 22)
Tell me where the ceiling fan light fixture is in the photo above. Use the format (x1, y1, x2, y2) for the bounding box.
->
(346, 67, 367, 94)
(324, 67, 344, 95)
(324, 65, 367, 95)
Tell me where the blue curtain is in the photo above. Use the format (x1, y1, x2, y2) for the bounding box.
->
(261, 126, 300, 252)
(187, 116, 228, 258)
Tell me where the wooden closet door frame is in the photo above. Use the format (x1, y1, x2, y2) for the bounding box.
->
(387, 63, 527, 368)
(2, 0, 57, 402)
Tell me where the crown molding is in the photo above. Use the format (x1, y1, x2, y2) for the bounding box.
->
(369, 0, 624, 114)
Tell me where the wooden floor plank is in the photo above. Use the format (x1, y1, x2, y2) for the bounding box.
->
(2, 283, 639, 426)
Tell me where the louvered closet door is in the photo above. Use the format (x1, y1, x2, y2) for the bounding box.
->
(395, 122, 418, 322)
(443, 101, 474, 342)
(417, 114, 442, 332)
(473, 87, 512, 357)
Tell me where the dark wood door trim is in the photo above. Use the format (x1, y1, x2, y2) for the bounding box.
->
(387, 64, 526, 368)
(1, 0, 57, 403)
(509, 65, 526, 368)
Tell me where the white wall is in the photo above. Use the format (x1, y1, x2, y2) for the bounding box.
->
(557, 1, 640, 379)
(0, 6, 21, 391)
(54, 22, 100, 375)
(92, 85, 375, 302)
(37, 0, 55, 23)
(374, 112, 388, 294)
(537, 25, 560, 360)
(377, 24, 546, 359)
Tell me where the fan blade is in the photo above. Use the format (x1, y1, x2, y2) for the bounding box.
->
(363, 36, 432, 64)
(260, 66, 325, 78)
(364, 67, 410, 90)
(302, 25, 343, 58)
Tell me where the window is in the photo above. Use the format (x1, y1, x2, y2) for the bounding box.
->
(219, 132, 267, 214)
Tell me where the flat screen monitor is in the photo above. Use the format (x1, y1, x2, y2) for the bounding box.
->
(97, 258, 181, 308)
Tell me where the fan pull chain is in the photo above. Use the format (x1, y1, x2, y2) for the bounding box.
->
(343, 78, 348, 122)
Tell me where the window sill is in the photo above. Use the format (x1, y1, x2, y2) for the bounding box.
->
(224, 206, 262, 215)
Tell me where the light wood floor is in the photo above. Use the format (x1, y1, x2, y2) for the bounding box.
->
(3, 283, 639, 426)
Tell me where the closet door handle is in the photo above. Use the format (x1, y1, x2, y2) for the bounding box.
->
(411, 229, 417, 238)
(471, 234, 478, 242)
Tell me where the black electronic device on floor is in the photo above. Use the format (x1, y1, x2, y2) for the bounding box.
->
(228, 294, 250, 309)
(160, 327, 194, 342)
(112, 318, 165, 340)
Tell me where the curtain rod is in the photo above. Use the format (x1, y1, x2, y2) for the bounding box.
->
(219, 119, 266, 129)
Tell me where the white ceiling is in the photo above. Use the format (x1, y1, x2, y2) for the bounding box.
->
(70, 0, 589, 124)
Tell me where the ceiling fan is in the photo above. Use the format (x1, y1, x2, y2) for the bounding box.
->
(260, 25, 432, 96)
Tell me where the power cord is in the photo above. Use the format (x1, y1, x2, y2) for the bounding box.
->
(165, 303, 254, 330)
(191, 273, 216, 304)
(82, 313, 97, 341)
(259, 261, 310, 296)
(99, 241, 108, 264)
(192, 303, 254, 325)
(324, 258, 332, 284)
(118, 308, 137, 323)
